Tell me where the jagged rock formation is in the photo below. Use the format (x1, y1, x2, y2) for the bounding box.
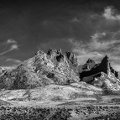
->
(79, 56, 119, 83)
(33, 49, 79, 84)
(78, 58, 96, 72)
(79, 55, 120, 94)
(65, 51, 78, 67)
(0, 49, 79, 89)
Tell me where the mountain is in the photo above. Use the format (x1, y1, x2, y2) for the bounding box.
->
(0, 49, 120, 96)
(78, 58, 96, 72)
(0, 49, 80, 90)
(79, 55, 120, 94)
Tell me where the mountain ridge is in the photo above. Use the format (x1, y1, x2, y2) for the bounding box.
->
(0, 49, 120, 95)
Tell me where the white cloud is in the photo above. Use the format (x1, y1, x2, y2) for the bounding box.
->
(103, 6, 120, 21)
(69, 32, 120, 54)
(10, 44, 18, 50)
(69, 37, 104, 64)
(6, 39, 17, 44)
(90, 32, 120, 50)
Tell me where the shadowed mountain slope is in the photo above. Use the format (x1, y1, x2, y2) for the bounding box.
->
(79, 55, 120, 94)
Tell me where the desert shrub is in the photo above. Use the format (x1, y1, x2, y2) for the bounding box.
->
(49, 108, 71, 120)
(0, 105, 120, 120)
(0, 106, 72, 120)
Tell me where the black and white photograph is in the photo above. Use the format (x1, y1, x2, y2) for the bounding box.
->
(0, 0, 120, 119)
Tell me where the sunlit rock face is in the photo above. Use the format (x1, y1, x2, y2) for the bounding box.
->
(33, 49, 79, 85)
(78, 58, 96, 72)
(0, 49, 80, 89)
(94, 72, 120, 95)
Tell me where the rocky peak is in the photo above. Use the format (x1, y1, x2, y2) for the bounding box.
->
(81, 55, 111, 76)
(65, 51, 78, 67)
(101, 55, 110, 74)
(47, 49, 64, 62)
(86, 58, 95, 64)
(80, 58, 96, 72)
(101, 55, 109, 62)
(35, 49, 45, 56)
(86, 58, 96, 70)
(47, 49, 62, 56)
(100, 55, 119, 78)
(33, 49, 80, 84)
(35, 49, 78, 67)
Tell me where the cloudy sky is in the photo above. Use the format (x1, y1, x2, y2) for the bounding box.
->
(0, 0, 120, 71)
